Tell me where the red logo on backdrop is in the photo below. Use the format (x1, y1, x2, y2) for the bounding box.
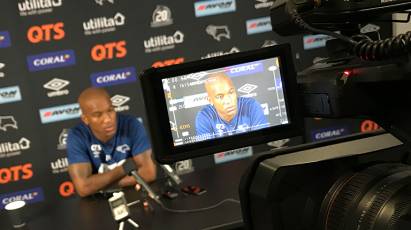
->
(91, 40, 127, 62)
(152, 57, 184, 68)
(360, 120, 381, 132)
(59, 181, 75, 197)
(0, 163, 33, 184)
(27, 22, 65, 44)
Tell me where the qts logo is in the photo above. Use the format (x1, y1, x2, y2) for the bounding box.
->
(0, 163, 33, 184)
(59, 181, 75, 197)
(91, 40, 127, 61)
(152, 57, 184, 68)
(360, 120, 381, 133)
(27, 22, 65, 43)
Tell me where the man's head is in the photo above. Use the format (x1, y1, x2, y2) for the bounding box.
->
(205, 73, 238, 122)
(78, 87, 116, 142)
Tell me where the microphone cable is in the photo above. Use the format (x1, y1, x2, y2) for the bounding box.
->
(156, 198, 241, 213)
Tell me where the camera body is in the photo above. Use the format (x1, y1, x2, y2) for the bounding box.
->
(240, 132, 411, 230)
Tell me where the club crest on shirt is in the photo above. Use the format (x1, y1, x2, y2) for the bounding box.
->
(91, 144, 102, 158)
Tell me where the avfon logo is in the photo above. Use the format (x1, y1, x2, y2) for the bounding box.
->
(39, 103, 80, 124)
(0, 116, 18, 131)
(111, 95, 130, 112)
(194, 0, 236, 17)
(206, 25, 230, 41)
(0, 187, 44, 209)
(83, 12, 125, 36)
(0, 86, 22, 105)
(27, 49, 76, 72)
(214, 147, 253, 164)
(0, 138, 31, 158)
(201, 47, 239, 59)
(57, 129, 68, 150)
(303, 34, 333, 50)
(0, 31, 11, 48)
(90, 67, 137, 87)
(43, 78, 70, 97)
(151, 5, 173, 27)
(225, 61, 263, 77)
(144, 30, 184, 53)
(18, 0, 63, 16)
(246, 17, 272, 35)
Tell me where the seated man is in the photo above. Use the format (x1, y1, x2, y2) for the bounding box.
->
(67, 87, 156, 197)
(195, 72, 268, 140)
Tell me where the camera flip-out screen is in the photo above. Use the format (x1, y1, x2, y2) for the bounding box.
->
(141, 45, 302, 163)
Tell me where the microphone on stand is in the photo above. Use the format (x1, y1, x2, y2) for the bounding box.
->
(160, 164, 182, 186)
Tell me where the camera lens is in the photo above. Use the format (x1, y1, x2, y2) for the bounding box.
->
(319, 163, 411, 230)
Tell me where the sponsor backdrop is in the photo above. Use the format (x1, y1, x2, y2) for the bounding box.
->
(0, 0, 390, 208)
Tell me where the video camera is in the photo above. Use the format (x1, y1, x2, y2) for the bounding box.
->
(139, 0, 411, 229)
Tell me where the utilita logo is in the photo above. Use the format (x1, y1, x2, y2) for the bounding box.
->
(194, 0, 236, 17)
(43, 78, 70, 97)
(152, 57, 184, 68)
(0, 138, 31, 159)
(90, 67, 136, 87)
(27, 22, 65, 43)
(0, 187, 44, 209)
(27, 49, 76, 72)
(83, 12, 125, 36)
(0, 63, 5, 78)
(144, 30, 184, 53)
(0, 86, 22, 105)
(206, 25, 230, 41)
(151, 5, 173, 28)
(0, 116, 18, 131)
(18, 0, 63, 16)
(0, 31, 11, 48)
(39, 103, 80, 124)
(0, 163, 33, 184)
(201, 47, 239, 59)
(50, 157, 68, 174)
(91, 40, 127, 61)
(246, 16, 272, 35)
(111, 95, 130, 112)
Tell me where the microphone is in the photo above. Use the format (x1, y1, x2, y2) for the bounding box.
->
(160, 164, 182, 186)
(122, 159, 161, 204)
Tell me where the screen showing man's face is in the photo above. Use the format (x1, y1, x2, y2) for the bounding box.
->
(162, 57, 289, 146)
(205, 74, 238, 123)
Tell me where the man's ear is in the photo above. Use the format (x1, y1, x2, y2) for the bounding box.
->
(81, 114, 89, 125)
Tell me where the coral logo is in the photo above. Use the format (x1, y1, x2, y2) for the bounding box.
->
(0, 187, 44, 209)
(18, 0, 63, 16)
(0, 86, 22, 105)
(312, 127, 349, 141)
(225, 61, 263, 77)
(194, 0, 236, 17)
(246, 17, 272, 35)
(303, 34, 334, 50)
(27, 22, 65, 43)
(152, 57, 184, 68)
(59, 181, 75, 197)
(201, 47, 240, 59)
(214, 147, 253, 164)
(90, 67, 137, 87)
(91, 40, 127, 62)
(0, 163, 33, 184)
(27, 50, 76, 72)
(0, 31, 11, 48)
(39, 103, 80, 124)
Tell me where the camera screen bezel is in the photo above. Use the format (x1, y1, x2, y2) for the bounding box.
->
(140, 44, 303, 164)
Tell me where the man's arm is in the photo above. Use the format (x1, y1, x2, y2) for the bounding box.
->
(117, 149, 157, 187)
(249, 99, 269, 129)
(68, 163, 127, 197)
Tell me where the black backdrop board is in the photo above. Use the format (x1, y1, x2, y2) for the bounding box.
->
(0, 0, 392, 208)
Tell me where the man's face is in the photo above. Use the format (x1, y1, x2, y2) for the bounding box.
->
(81, 95, 117, 142)
(207, 77, 238, 122)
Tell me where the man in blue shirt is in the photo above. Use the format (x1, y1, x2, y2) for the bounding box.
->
(195, 73, 268, 140)
(67, 88, 156, 197)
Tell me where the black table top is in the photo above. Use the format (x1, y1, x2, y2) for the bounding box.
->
(1, 159, 252, 230)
